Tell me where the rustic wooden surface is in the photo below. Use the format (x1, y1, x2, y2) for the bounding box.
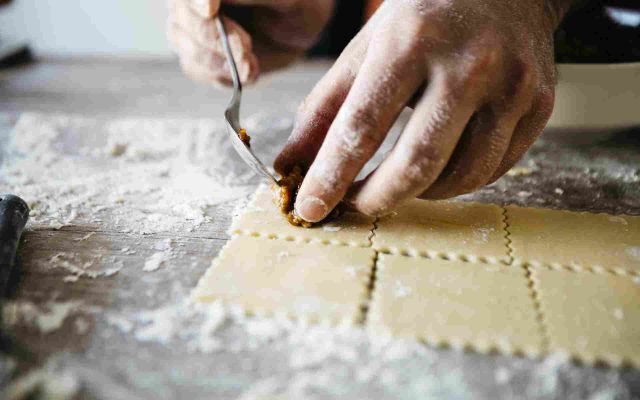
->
(1, 58, 640, 399)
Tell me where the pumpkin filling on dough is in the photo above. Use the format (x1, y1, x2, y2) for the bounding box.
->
(274, 166, 346, 228)
(274, 166, 313, 228)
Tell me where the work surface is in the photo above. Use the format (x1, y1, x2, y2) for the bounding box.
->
(1, 58, 640, 399)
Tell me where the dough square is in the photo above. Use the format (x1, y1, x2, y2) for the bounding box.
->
(532, 268, 640, 367)
(231, 185, 376, 247)
(373, 199, 509, 264)
(368, 254, 543, 356)
(506, 206, 640, 274)
(192, 235, 375, 323)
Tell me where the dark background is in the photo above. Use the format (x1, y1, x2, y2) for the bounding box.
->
(310, 0, 640, 63)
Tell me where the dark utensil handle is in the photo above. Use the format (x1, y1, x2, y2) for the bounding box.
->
(0, 194, 29, 295)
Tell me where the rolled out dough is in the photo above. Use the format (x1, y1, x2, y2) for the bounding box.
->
(532, 267, 640, 367)
(368, 254, 543, 356)
(506, 205, 640, 274)
(373, 199, 509, 264)
(192, 235, 375, 323)
(192, 185, 640, 367)
(231, 186, 376, 247)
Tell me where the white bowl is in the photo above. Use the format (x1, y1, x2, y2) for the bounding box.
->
(546, 62, 640, 135)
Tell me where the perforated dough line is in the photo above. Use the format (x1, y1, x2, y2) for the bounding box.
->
(192, 186, 640, 367)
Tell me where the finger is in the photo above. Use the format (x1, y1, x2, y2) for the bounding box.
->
(421, 100, 527, 199)
(180, 58, 232, 86)
(168, 20, 258, 84)
(272, 36, 368, 176)
(293, 39, 426, 223)
(273, 6, 391, 176)
(348, 67, 480, 217)
(168, 23, 227, 70)
(488, 86, 555, 182)
(172, 0, 251, 55)
(186, 0, 220, 18)
(169, 0, 259, 83)
(425, 63, 539, 199)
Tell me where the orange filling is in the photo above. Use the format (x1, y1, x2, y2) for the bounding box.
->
(238, 128, 251, 147)
(273, 166, 345, 228)
(274, 166, 313, 228)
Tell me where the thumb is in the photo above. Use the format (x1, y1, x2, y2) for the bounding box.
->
(187, 0, 221, 18)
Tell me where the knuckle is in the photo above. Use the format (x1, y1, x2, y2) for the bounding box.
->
(439, 73, 468, 100)
(195, 48, 224, 70)
(469, 46, 501, 77)
(295, 98, 310, 120)
(504, 58, 537, 102)
(339, 107, 384, 156)
(535, 86, 556, 121)
(296, 99, 334, 133)
(360, 199, 397, 218)
(192, 18, 214, 41)
(397, 146, 442, 186)
(180, 61, 202, 82)
(345, 106, 380, 135)
(340, 53, 364, 80)
(457, 172, 492, 193)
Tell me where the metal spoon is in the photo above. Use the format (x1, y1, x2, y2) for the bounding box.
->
(216, 16, 278, 184)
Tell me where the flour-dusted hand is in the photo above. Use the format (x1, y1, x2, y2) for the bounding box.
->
(275, 0, 573, 222)
(167, 0, 335, 85)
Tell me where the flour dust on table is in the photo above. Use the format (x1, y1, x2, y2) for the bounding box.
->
(0, 113, 281, 234)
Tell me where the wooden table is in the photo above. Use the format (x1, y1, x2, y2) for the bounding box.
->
(1, 58, 639, 399)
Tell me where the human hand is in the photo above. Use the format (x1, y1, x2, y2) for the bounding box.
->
(167, 0, 335, 85)
(275, 0, 563, 222)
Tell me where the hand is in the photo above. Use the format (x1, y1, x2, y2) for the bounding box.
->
(275, 0, 562, 222)
(167, 0, 335, 85)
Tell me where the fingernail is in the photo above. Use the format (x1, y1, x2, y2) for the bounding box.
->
(295, 196, 328, 223)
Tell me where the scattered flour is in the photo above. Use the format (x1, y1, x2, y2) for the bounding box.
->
(345, 266, 359, 278)
(74, 317, 90, 335)
(5, 294, 628, 399)
(73, 232, 96, 242)
(0, 113, 256, 234)
(45, 252, 121, 280)
(608, 216, 628, 225)
(1, 359, 80, 400)
(3, 113, 636, 399)
(393, 280, 412, 298)
(625, 247, 640, 260)
(276, 251, 290, 263)
(3, 301, 83, 334)
(105, 314, 134, 333)
(612, 308, 624, 320)
(517, 191, 533, 198)
(494, 367, 512, 384)
(473, 227, 493, 244)
(506, 166, 534, 177)
(143, 252, 170, 272)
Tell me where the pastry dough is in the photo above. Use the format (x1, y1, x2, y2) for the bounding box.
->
(192, 185, 640, 366)
(506, 206, 640, 274)
(368, 254, 543, 356)
(232, 186, 376, 247)
(192, 235, 375, 323)
(531, 267, 640, 367)
(373, 199, 509, 264)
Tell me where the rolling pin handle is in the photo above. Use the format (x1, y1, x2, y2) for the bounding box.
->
(0, 194, 30, 294)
